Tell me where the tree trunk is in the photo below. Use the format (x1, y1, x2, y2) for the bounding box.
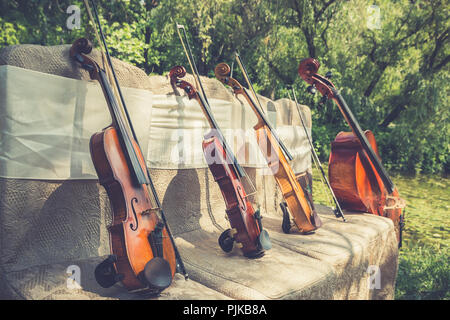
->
(364, 64, 387, 97)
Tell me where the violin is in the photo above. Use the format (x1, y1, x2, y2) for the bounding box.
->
(169, 65, 271, 258)
(298, 58, 405, 245)
(215, 60, 322, 234)
(70, 38, 187, 292)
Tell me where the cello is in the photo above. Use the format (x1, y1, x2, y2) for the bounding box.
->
(70, 37, 187, 293)
(298, 58, 405, 246)
(171, 24, 271, 258)
(215, 56, 324, 234)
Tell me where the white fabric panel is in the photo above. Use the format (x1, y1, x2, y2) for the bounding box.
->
(0, 65, 311, 180)
(0, 65, 152, 180)
(148, 94, 311, 173)
(148, 94, 268, 169)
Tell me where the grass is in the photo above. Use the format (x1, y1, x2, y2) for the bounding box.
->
(311, 165, 449, 300)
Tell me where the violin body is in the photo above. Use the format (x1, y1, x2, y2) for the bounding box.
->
(203, 134, 268, 257)
(90, 126, 176, 291)
(254, 123, 321, 233)
(329, 130, 403, 240)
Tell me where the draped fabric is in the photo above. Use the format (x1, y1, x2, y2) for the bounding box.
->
(0, 65, 311, 180)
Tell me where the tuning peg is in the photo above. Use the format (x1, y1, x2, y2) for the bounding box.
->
(306, 85, 317, 95)
(325, 71, 333, 79)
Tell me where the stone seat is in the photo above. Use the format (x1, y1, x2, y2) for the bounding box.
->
(0, 202, 397, 300)
(175, 205, 397, 300)
(0, 256, 229, 300)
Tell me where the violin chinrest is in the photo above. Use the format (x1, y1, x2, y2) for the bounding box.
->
(218, 229, 235, 253)
(95, 255, 124, 288)
(142, 257, 173, 290)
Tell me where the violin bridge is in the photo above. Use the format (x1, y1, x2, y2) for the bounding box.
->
(140, 207, 160, 216)
(384, 196, 406, 210)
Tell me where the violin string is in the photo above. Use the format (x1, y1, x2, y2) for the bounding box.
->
(234, 52, 293, 162)
(84, 0, 135, 145)
(225, 53, 258, 195)
(84, 1, 132, 145)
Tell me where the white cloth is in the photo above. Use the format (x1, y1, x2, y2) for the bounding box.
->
(0, 65, 311, 180)
(0, 65, 152, 179)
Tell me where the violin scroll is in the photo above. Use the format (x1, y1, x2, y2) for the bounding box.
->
(298, 58, 320, 80)
(71, 38, 93, 56)
(298, 58, 335, 99)
(70, 38, 98, 79)
(214, 63, 231, 81)
(169, 65, 187, 79)
(214, 63, 244, 94)
(169, 65, 197, 100)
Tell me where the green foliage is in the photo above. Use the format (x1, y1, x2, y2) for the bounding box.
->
(396, 245, 449, 300)
(0, 0, 448, 174)
(0, 18, 25, 46)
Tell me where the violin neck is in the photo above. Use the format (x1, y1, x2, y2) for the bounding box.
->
(98, 69, 150, 185)
(196, 93, 219, 131)
(242, 88, 293, 161)
(332, 89, 395, 194)
(197, 92, 246, 178)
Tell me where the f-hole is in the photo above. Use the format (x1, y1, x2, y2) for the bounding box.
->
(130, 197, 139, 231)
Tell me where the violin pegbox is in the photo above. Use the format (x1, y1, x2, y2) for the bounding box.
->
(70, 38, 98, 79)
(214, 63, 231, 83)
(214, 63, 244, 94)
(298, 58, 335, 100)
(169, 65, 198, 100)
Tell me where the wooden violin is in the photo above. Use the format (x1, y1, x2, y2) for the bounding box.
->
(215, 60, 322, 234)
(169, 65, 271, 258)
(70, 38, 187, 292)
(298, 58, 405, 245)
